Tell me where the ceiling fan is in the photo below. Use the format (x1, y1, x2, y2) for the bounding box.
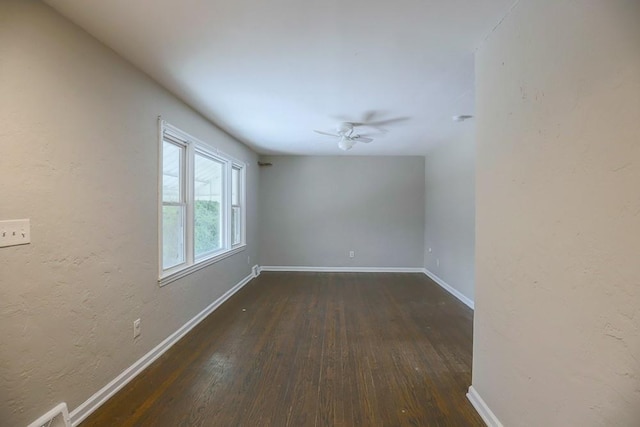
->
(314, 111, 409, 150)
(313, 123, 376, 151)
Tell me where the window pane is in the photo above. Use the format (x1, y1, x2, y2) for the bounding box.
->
(162, 205, 185, 269)
(231, 167, 240, 205)
(163, 141, 182, 203)
(231, 207, 240, 245)
(194, 153, 223, 257)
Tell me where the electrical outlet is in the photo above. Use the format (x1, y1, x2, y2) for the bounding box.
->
(436, 258, 440, 267)
(247, 255, 251, 265)
(133, 319, 141, 338)
(349, 250, 355, 258)
(428, 247, 432, 253)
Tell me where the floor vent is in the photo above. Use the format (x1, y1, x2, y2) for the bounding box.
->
(27, 403, 71, 427)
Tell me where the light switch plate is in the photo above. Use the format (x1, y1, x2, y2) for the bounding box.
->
(0, 219, 31, 248)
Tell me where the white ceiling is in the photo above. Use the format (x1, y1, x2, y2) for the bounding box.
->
(46, 0, 514, 155)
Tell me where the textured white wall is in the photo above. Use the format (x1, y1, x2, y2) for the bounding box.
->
(258, 156, 425, 268)
(474, 0, 640, 425)
(424, 124, 475, 300)
(0, 2, 258, 425)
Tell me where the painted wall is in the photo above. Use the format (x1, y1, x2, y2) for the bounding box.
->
(474, 0, 640, 425)
(424, 125, 475, 301)
(0, 2, 258, 425)
(258, 156, 425, 268)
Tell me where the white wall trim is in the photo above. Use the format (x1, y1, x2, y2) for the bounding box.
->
(69, 269, 256, 426)
(467, 386, 503, 427)
(159, 245, 246, 286)
(27, 402, 71, 427)
(259, 266, 425, 273)
(252, 264, 260, 277)
(423, 268, 474, 309)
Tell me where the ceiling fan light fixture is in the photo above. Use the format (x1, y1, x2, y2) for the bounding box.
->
(338, 137, 354, 151)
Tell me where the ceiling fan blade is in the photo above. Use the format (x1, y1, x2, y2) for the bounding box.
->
(314, 130, 340, 137)
(361, 110, 379, 123)
(363, 117, 410, 127)
(332, 114, 353, 122)
(356, 137, 373, 143)
(350, 124, 388, 134)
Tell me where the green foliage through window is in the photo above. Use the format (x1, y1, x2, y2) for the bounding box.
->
(195, 200, 220, 256)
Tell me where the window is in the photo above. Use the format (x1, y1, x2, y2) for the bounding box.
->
(194, 152, 224, 258)
(161, 140, 186, 270)
(159, 120, 246, 285)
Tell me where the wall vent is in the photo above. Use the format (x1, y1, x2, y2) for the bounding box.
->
(27, 403, 71, 427)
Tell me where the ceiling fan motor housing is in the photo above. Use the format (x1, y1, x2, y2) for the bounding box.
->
(337, 122, 353, 135)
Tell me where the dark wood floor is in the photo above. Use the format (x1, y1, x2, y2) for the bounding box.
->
(82, 272, 482, 426)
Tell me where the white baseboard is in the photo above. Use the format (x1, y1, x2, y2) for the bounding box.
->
(423, 268, 474, 309)
(259, 266, 424, 273)
(69, 270, 256, 426)
(467, 386, 503, 427)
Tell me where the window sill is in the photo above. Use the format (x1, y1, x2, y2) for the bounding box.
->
(159, 244, 247, 287)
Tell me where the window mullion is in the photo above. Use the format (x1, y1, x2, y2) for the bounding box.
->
(185, 142, 195, 266)
(225, 161, 232, 250)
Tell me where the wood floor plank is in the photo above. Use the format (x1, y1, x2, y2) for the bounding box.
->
(81, 272, 483, 426)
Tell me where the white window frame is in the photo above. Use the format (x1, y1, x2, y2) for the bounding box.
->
(158, 119, 246, 286)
